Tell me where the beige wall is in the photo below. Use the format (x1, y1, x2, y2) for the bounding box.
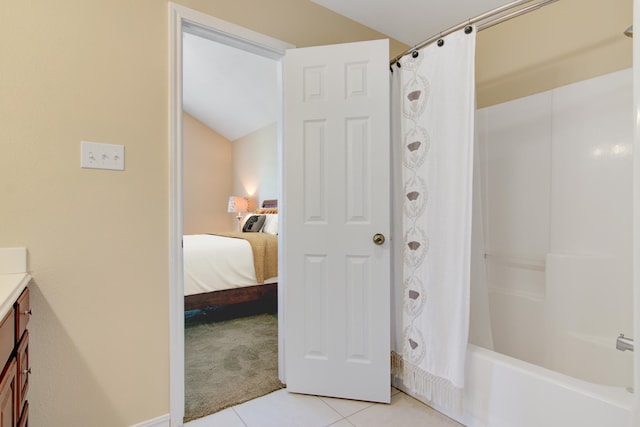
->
(183, 118, 278, 234)
(0, 1, 405, 426)
(232, 123, 278, 211)
(0, 1, 169, 426)
(183, 113, 235, 234)
(476, 0, 633, 107)
(0, 0, 632, 425)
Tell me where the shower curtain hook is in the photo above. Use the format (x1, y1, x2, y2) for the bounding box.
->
(465, 18, 473, 34)
(437, 32, 444, 47)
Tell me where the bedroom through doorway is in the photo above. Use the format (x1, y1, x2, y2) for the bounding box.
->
(176, 15, 289, 423)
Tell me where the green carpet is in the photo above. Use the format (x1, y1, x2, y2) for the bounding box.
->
(184, 311, 284, 422)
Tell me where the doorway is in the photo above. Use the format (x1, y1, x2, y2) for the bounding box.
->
(168, 4, 292, 425)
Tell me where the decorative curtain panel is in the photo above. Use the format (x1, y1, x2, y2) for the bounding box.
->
(391, 27, 476, 412)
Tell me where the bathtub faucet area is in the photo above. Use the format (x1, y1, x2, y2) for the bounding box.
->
(616, 334, 634, 352)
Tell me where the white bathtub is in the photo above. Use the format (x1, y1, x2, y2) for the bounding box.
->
(430, 345, 633, 427)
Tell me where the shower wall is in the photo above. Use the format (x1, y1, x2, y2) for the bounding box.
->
(475, 68, 634, 386)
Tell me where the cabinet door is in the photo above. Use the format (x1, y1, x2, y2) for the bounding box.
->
(0, 358, 17, 427)
(0, 311, 14, 370)
(15, 289, 30, 343)
(17, 401, 27, 427)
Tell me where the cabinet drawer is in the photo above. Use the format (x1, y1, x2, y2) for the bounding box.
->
(15, 288, 30, 342)
(0, 310, 14, 369)
(17, 331, 28, 412)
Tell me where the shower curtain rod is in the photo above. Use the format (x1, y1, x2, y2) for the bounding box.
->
(390, 0, 559, 66)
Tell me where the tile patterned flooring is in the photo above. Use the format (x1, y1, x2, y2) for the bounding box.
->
(186, 387, 463, 427)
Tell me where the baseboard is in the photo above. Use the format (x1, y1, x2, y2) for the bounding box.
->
(129, 414, 171, 427)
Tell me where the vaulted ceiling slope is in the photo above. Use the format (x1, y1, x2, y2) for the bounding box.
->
(182, 33, 278, 142)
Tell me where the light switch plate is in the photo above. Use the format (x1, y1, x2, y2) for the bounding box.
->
(80, 141, 125, 171)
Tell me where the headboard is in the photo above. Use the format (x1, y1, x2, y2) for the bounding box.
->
(262, 199, 277, 209)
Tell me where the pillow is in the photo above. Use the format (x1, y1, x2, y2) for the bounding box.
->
(242, 215, 266, 232)
(262, 214, 278, 235)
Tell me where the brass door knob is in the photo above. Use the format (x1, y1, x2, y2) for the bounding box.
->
(373, 233, 385, 245)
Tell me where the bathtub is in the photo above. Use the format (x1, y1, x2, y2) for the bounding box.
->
(430, 344, 633, 427)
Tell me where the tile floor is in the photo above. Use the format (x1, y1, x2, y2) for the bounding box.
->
(186, 387, 463, 427)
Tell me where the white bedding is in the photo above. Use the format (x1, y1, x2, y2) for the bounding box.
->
(183, 234, 276, 296)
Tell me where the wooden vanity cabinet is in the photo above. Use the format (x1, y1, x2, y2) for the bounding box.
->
(0, 358, 17, 427)
(15, 289, 29, 345)
(0, 310, 15, 370)
(16, 401, 27, 427)
(0, 287, 30, 427)
(16, 331, 28, 421)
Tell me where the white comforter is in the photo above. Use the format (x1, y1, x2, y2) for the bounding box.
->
(183, 234, 275, 296)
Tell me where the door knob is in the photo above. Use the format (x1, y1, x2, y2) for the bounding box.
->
(372, 233, 385, 245)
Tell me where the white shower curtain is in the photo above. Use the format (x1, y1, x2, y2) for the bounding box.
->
(391, 27, 476, 412)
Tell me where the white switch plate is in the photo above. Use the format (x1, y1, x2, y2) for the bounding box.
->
(80, 141, 125, 171)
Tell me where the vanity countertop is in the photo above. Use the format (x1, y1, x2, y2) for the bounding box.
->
(0, 248, 30, 320)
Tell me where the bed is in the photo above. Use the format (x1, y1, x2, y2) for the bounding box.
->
(183, 200, 278, 311)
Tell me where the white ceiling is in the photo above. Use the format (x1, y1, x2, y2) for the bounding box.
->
(311, 0, 515, 46)
(182, 0, 515, 140)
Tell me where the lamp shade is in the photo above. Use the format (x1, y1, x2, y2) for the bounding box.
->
(227, 196, 248, 214)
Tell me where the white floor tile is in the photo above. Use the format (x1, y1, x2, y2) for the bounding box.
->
(328, 419, 355, 427)
(318, 395, 374, 417)
(346, 392, 463, 427)
(233, 389, 343, 427)
(185, 407, 247, 427)
(320, 386, 399, 417)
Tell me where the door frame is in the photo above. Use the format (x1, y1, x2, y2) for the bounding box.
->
(634, 1, 640, 425)
(168, 4, 293, 424)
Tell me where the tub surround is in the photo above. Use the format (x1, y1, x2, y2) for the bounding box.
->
(0, 249, 30, 321)
(460, 67, 635, 427)
(475, 68, 634, 386)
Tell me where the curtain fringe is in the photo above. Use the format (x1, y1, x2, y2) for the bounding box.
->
(391, 351, 463, 415)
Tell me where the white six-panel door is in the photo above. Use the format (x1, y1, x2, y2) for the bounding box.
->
(283, 39, 391, 403)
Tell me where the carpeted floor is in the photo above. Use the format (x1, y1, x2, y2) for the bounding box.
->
(184, 306, 284, 422)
